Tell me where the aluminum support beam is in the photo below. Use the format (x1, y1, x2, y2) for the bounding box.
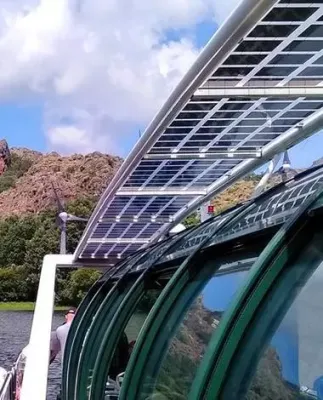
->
(116, 188, 206, 196)
(252, 154, 281, 198)
(194, 86, 323, 98)
(144, 151, 261, 160)
(88, 238, 150, 244)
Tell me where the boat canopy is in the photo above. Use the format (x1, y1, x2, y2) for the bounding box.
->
(19, 1, 323, 399)
(74, 0, 323, 265)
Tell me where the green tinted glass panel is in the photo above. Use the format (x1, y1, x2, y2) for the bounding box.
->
(125, 289, 161, 342)
(75, 279, 134, 400)
(141, 256, 257, 399)
(107, 289, 163, 382)
(121, 197, 273, 400)
(233, 232, 323, 399)
(88, 268, 176, 400)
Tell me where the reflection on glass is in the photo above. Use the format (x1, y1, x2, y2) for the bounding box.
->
(108, 289, 162, 381)
(244, 241, 323, 399)
(246, 347, 300, 400)
(126, 290, 161, 342)
(151, 270, 248, 399)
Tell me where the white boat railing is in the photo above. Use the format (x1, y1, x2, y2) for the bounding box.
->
(0, 346, 31, 400)
(0, 366, 16, 400)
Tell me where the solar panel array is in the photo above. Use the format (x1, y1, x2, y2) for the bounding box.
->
(133, 164, 323, 271)
(77, 0, 323, 263)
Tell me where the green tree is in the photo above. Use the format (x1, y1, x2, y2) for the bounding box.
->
(183, 212, 200, 228)
(61, 269, 101, 305)
(66, 197, 96, 252)
(0, 267, 29, 301)
(24, 223, 59, 269)
(0, 197, 100, 303)
(0, 153, 33, 193)
(0, 216, 38, 267)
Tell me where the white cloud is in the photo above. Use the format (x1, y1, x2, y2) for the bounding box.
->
(211, 0, 242, 25)
(0, 0, 240, 155)
(48, 125, 90, 151)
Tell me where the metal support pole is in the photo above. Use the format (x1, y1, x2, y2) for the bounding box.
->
(252, 154, 281, 198)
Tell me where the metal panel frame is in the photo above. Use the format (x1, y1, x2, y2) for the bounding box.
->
(217, 227, 323, 400)
(88, 270, 164, 400)
(119, 199, 259, 400)
(71, 229, 193, 400)
(74, 278, 133, 400)
(70, 247, 159, 400)
(197, 190, 323, 399)
(63, 250, 147, 399)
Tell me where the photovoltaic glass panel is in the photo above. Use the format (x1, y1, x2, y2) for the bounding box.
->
(151, 165, 323, 267)
(76, 1, 323, 263)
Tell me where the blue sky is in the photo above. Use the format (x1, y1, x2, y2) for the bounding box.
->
(0, 10, 322, 169)
(0, 103, 45, 151)
(1, 18, 220, 155)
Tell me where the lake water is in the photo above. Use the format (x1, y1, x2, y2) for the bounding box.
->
(0, 310, 148, 399)
(0, 310, 66, 400)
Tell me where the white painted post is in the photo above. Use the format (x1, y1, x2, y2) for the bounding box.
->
(20, 254, 74, 400)
(20, 255, 57, 400)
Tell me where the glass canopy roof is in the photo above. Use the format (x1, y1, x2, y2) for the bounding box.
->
(129, 163, 323, 274)
(74, 0, 323, 263)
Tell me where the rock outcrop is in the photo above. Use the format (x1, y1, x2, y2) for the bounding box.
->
(10, 147, 42, 164)
(0, 148, 122, 217)
(0, 140, 11, 175)
(154, 296, 298, 400)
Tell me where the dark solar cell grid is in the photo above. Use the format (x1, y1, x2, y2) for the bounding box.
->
(80, 1, 323, 261)
(212, 171, 323, 244)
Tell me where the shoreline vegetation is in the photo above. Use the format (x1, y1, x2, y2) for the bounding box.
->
(0, 302, 69, 311)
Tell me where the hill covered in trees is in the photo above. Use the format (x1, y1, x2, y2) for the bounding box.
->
(0, 148, 122, 305)
(0, 148, 121, 217)
(0, 147, 265, 305)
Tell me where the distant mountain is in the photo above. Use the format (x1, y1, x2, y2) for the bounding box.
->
(0, 147, 122, 217)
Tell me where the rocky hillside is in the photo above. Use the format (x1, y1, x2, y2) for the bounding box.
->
(0, 147, 122, 217)
(0, 144, 317, 219)
(0, 146, 263, 218)
(0, 139, 11, 174)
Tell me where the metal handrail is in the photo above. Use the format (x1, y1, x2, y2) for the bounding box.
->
(0, 373, 12, 400)
(0, 348, 30, 400)
(0, 366, 16, 400)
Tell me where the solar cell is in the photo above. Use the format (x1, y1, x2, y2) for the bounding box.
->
(74, 0, 323, 263)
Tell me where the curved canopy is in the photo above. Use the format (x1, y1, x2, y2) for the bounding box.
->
(75, 0, 323, 263)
